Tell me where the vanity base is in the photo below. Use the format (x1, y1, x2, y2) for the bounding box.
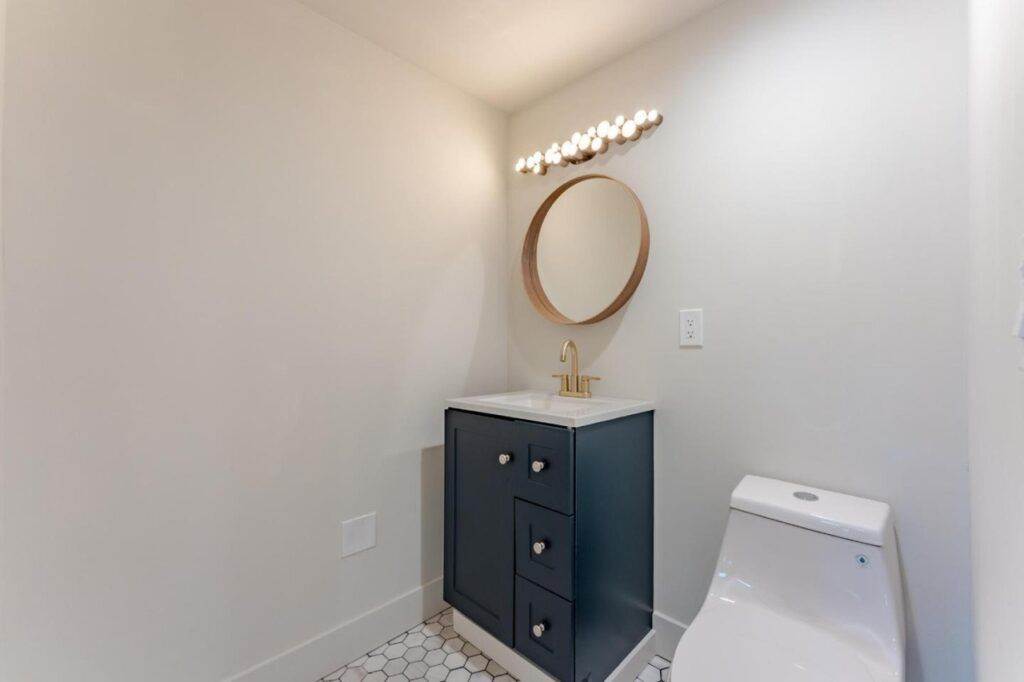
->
(444, 408, 654, 681)
(452, 609, 656, 682)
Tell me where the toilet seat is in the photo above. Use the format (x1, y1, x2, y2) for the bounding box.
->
(671, 599, 897, 682)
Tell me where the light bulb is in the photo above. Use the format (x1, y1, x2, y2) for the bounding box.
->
(608, 124, 623, 144)
(570, 131, 582, 145)
(532, 163, 546, 175)
(614, 114, 626, 127)
(590, 136, 607, 154)
(578, 134, 593, 156)
(526, 156, 537, 170)
(552, 151, 565, 166)
(515, 157, 527, 173)
(646, 109, 662, 126)
(622, 120, 640, 140)
(563, 141, 580, 160)
(634, 109, 647, 127)
(596, 120, 611, 139)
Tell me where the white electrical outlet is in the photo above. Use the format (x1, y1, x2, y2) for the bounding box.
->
(342, 512, 376, 557)
(679, 309, 703, 347)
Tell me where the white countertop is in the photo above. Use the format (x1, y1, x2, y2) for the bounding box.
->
(446, 390, 653, 428)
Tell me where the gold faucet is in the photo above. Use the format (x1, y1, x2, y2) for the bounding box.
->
(552, 339, 601, 398)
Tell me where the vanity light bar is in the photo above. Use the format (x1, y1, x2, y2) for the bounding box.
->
(514, 108, 663, 175)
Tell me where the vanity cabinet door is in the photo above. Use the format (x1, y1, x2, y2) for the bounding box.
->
(444, 410, 517, 646)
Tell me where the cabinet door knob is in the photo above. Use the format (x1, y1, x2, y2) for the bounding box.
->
(531, 460, 546, 473)
(497, 452, 512, 466)
(532, 622, 547, 638)
(532, 540, 547, 555)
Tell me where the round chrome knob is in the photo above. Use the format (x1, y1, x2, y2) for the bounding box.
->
(532, 622, 546, 638)
(497, 453, 512, 466)
(531, 460, 546, 473)
(532, 540, 547, 555)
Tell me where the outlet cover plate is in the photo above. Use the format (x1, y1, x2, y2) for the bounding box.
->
(342, 512, 377, 557)
(680, 309, 703, 347)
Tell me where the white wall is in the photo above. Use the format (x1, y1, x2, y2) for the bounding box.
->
(0, 1, 507, 680)
(968, 1, 1024, 680)
(507, 2, 972, 681)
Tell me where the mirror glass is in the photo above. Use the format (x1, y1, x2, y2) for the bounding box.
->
(524, 176, 648, 324)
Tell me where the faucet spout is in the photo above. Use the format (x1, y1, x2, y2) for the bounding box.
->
(560, 339, 579, 380)
(554, 339, 599, 397)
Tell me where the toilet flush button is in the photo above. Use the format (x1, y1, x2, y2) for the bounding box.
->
(793, 491, 819, 502)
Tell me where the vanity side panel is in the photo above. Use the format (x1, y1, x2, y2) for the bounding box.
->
(572, 411, 654, 682)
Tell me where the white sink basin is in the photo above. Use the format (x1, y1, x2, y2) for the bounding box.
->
(447, 390, 653, 428)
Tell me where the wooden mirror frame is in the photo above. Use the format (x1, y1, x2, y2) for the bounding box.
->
(521, 174, 650, 325)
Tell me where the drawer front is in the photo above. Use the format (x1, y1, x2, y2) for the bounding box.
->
(515, 499, 574, 600)
(515, 421, 574, 514)
(515, 577, 574, 682)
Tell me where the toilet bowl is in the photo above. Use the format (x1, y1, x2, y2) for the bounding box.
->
(671, 475, 905, 682)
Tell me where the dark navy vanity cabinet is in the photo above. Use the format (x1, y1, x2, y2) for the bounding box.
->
(444, 408, 653, 682)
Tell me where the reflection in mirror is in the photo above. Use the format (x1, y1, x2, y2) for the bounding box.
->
(537, 179, 641, 322)
(522, 175, 648, 325)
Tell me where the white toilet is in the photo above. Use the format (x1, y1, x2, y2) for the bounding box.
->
(671, 475, 905, 682)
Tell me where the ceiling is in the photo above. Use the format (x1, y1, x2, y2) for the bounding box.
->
(297, 0, 723, 112)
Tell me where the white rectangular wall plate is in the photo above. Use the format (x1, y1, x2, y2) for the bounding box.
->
(342, 512, 377, 557)
(679, 309, 703, 347)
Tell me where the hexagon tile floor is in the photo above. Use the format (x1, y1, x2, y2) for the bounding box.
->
(317, 608, 672, 682)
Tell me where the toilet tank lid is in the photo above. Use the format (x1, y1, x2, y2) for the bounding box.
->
(730, 476, 892, 546)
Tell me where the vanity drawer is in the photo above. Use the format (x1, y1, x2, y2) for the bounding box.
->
(515, 421, 574, 514)
(515, 576, 574, 682)
(515, 499, 574, 600)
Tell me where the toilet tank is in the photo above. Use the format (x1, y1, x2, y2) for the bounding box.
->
(708, 476, 905, 677)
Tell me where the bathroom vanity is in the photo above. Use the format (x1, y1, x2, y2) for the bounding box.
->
(444, 391, 654, 682)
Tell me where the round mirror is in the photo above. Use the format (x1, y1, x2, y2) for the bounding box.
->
(522, 175, 649, 324)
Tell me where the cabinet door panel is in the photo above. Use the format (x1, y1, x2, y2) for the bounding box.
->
(444, 410, 516, 645)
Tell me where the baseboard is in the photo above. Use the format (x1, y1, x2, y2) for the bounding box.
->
(224, 587, 686, 682)
(224, 577, 446, 682)
(651, 610, 688, 661)
(452, 609, 655, 682)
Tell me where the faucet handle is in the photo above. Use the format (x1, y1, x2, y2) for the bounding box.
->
(579, 375, 600, 397)
(551, 373, 570, 392)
